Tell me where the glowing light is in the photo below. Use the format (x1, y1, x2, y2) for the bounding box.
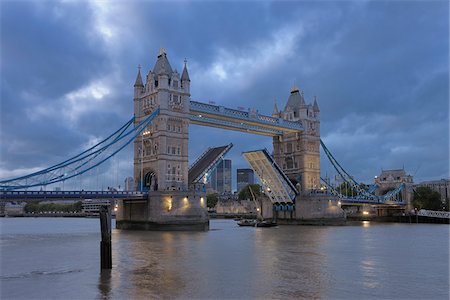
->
(256, 208, 260, 212)
(363, 211, 369, 215)
(338, 201, 341, 206)
(166, 198, 172, 211)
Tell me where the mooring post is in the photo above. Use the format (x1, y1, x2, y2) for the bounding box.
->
(99, 205, 112, 269)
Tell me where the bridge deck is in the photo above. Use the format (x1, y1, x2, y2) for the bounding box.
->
(0, 190, 147, 201)
(242, 149, 298, 203)
(188, 144, 233, 185)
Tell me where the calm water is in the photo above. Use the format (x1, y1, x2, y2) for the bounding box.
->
(0, 218, 448, 300)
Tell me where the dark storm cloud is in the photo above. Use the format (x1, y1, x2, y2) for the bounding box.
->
(1, 0, 448, 188)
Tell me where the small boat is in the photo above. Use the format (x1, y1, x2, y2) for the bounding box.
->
(255, 220, 277, 227)
(237, 219, 257, 227)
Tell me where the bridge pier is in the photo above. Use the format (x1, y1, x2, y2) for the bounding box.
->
(257, 194, 346, 225)
(116, 191, 209, 231)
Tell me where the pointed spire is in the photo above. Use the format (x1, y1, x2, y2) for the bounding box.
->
(272, 98, 279, 116)
(300, 90, 305, 106)
(313, 96, 320, 112)
(291, 84, 299, 94)
(134, 65, 143, 87)
(181, 58, 190, 82)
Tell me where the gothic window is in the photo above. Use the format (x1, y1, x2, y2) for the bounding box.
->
(167, 146, 170, 154)
(177, 147, 180, 155)
(172, 147, 176, 155)
(285, 157, 293, 169)
(173, 80, 179, 88)
(167, 124, 171, 131)
(286, 143, 292, 153)
(155, 80, 158, 87)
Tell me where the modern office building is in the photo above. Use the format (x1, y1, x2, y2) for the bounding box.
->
(237, 168, 254, 192)
(207, 159, 232, 194)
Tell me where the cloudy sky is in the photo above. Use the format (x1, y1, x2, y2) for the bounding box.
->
(1, 0, 448, 190)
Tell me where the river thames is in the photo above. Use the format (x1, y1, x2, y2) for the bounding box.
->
(1, 218, 448, 299)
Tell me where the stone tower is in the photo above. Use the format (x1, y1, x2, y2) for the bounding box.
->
(272, 86, 321, 194)
(133, 49, 191, 192)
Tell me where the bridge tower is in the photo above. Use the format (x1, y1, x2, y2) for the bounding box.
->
(133, 48, 191, 192)
(272, 86, 321, 194)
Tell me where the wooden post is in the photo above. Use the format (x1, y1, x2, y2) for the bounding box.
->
(99, 205, 112, 269)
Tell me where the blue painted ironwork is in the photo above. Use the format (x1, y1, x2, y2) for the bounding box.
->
(319, 138, 406, 204)
(0, 108, 160, 190)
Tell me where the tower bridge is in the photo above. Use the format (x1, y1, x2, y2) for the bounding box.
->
(0, 48, 411, 229)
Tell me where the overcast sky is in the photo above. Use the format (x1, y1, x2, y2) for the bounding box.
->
(1, 0, 448, 190)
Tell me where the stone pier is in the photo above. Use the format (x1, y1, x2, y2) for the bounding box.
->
(116, 191, 209, 231)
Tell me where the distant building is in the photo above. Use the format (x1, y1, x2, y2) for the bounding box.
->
(374, 168, 414, 206)
(237, 168, 254, 192)
(207, 159, 232, 194)
(124, 177, 134, 191)
(416, 179, 449, 202)
(375, 169, 413, 190)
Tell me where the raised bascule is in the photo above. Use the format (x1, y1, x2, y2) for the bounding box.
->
(0, 49, 412, 229)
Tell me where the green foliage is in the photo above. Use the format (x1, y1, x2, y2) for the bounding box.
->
(206, 193, 218, 208)
(413, 187, 444, 211)
(24, 201, 83, 213)
(337, 182, 356, 197)
(238, 184, 262, 200)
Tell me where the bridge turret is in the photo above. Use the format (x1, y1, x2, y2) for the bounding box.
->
(134, 65, 144, 97)
(134, 66, 144, 118)
(272, 99, 279, 118)
(181, 59, 190, 94)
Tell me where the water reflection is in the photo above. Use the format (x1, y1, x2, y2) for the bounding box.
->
(252, 227, 329, 299)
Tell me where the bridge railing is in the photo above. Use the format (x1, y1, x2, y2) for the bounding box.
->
(417, 209, 450, 219)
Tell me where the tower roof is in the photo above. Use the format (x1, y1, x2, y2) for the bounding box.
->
(285, 88, 305, 110)
(181, 59, 190, 82)
(152, 48, 173, 76)
(134, 65, 143, 87)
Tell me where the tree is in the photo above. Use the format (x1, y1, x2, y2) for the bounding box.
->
(238, 184, 262, 200)
(206, 193, 218, 209)
(413, 186, 443, 211)
(337, 182, 356, 197)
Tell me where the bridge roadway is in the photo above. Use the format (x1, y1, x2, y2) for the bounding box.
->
(0, 190, 147, 201)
